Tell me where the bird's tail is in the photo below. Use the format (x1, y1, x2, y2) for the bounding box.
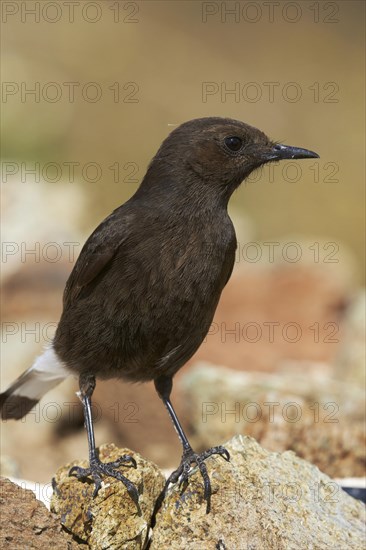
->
(0, 347, 69, 420)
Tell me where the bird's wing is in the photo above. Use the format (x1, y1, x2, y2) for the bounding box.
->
(63, 206, 133, 306)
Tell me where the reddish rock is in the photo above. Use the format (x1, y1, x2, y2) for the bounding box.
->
(0, 477, 80, 549)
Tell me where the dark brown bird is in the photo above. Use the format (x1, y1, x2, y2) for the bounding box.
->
(0, 117, 319, 512)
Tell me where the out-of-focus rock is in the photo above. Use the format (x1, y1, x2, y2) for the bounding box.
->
(0, 477, 80, 549)
(51, 443, 165, 549)
(189, 261, 351, 372)
(92, 380, 182, 470)
(334, 290, 365, 388)
(181, 363, 366, 478)
(151, 436, 366, 550)
(1, 180, 84, 283)
(0, 456, 20, 479)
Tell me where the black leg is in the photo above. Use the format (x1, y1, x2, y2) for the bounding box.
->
(69, 374, 140, 511)
(154, 375, 230, 513)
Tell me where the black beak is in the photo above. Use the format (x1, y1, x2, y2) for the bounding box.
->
(268, 143, 319, 161)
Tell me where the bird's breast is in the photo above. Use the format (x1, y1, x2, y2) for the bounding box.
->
(140, 214, 236, 302)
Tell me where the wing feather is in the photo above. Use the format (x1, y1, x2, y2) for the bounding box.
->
(63, 207, 133, 305)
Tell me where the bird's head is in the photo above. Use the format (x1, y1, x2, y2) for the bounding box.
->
(144, 117, 319, 203)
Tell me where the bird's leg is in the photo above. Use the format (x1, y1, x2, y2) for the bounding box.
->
(69, 374, 140, 510)
(154, 375, 230, 513)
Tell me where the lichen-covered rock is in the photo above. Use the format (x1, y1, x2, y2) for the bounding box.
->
(151, 436, 366, 550)
(51, 443, 165, 549)
(0, 477, 80, 549)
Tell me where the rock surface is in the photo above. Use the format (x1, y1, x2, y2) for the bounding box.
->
(51, 443, 165, 549)
(0, 477, 80, 549)
(151, 435, 366, 550)
(181, 363, 366, 478)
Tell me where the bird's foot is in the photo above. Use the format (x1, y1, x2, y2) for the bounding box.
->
(165, 445, 230, 513)
(69, 454, 140, 511)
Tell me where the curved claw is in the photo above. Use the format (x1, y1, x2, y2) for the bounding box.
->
(201, 445, 230, 462)
(69, 465, 81, 476)
(125, 481, 141, 514)
(198, 460, 211, 513)
(165, 468, 181, 492)
(219, 448, 230, 462)
(126, 455, 137, 468)
(69, 465, 91, 478)
(178, 460, 191, 488)
(92, 478, 102, 498)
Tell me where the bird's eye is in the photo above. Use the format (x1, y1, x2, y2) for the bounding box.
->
(224, 136, 243, 152)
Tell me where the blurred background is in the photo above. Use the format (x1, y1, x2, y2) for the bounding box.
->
(1, 1, 365, 486)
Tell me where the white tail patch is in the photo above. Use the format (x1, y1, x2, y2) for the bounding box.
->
(11, 347, 70, 400)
